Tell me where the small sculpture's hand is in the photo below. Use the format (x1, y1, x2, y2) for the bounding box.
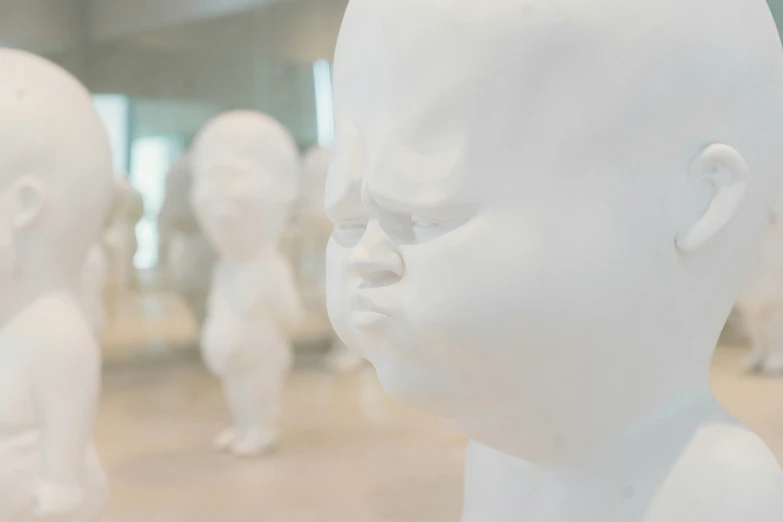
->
(31, 480, 84, 521)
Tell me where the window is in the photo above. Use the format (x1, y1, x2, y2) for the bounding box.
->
(92, 94, 131, 172)
(313, 59, 334, 148)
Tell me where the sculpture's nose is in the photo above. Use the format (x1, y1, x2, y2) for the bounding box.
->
(350, 220, 404, 287)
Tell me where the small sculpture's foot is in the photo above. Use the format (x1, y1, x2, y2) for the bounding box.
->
(762, 351, 783, 375)
(744, 348, 767, 374)
(328, 347, 365, 373)
(213, 427, 237, 452)
(231, 428, 279, 458)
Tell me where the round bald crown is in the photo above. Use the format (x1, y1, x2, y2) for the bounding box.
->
(0, 49, 112, 185)
(333, 0, 783, 207)
(0, 48, 114, 269)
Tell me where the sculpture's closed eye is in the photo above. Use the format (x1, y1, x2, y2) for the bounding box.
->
(333, 218, 369, 247)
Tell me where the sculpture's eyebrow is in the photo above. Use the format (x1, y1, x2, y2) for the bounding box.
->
(363, 175, 474, 221)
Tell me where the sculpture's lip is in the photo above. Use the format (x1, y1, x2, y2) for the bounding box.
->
(351, 309, 389, 329)
(351, 293, 394, 317)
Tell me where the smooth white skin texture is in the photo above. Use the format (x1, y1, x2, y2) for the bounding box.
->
(191, 111, 303, 456)
(737, 196, 783, 373)
(0, 49, 113, 521)
(299, 147, 364, 371)
(325, 1, 783, 520)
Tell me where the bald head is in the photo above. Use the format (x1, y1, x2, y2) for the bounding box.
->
(326, 0, 783, 455)
(191, 111, 300, 204)
(0, 49, 114, 271)
(0, 49, 112, 186)
(331, 0, 783, 209)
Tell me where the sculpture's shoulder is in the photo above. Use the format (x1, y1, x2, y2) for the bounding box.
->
(645, 424, 783, 522)
(23, 294, 98, 360)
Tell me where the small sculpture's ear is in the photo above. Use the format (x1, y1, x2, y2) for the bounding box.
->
(676, 144, 749, 253)
(11, 178, 45, 230)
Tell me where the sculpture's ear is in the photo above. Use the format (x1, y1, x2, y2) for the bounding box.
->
(11, 177, 45, 230)
(676, 144, 749, 253)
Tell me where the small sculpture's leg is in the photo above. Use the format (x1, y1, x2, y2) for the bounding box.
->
(228, 353, 290, 458)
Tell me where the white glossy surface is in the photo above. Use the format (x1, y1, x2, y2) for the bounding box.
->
(325, 1, 783, 520)
(298, 147, 364, 371)
(0, 49, 112, 521)
(191, 111, 303, 456)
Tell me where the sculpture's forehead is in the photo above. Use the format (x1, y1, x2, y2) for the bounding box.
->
(335, 0, 510, 120)
(330, 1, 598, 212)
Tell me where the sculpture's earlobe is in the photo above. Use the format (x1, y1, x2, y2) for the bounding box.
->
(11, 178, 45, 231)
(676, 144, 749, 253)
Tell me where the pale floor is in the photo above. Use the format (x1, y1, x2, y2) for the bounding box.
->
(99, 362, 466, 522)
(94, 294, 783, 522)
(92, 347, 783, 522)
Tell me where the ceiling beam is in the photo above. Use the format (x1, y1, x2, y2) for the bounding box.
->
(87, 0, 286, 42)
(0, 0, 84, 54)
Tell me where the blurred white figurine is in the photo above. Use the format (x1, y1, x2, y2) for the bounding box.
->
(158, 152, 216, 326)
(80, 243, 109, 339)
(103, 173, 143, 294)
(737, 197, 783, 374)
(299, 147, 364, 372)
(326, 1, 783, 521)
(191, 111, 303, 457)
(0, 49, 112, 521)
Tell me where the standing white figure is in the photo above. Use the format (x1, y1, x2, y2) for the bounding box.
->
(103, 173, 142, 295)
(80, 243, 109, 340)
(325, 1, 783, 521)
(0, 49, 112, 522)
(737, 196, 783, 374)
(298, 147, 364, 372)
(191, 111, 303, 457)
(159, 152, 216, 326)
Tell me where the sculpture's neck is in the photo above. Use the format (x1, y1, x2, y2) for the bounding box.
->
(223, 244, 277, 268)
(0, 291, 77, 334)
(462, 391, 727, 522)
(0, 274, 74, 330)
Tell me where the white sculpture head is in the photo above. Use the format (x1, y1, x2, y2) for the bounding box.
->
(0, 49, 114, 323)
(325, 0, 783, 464)
(191, 111, 300, 262)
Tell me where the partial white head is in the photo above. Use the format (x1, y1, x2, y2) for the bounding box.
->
(0, 49, 114, 323)
(300, 146, 332, 218)
(190, 111, 300, 262)
(325, 0, 783, 464)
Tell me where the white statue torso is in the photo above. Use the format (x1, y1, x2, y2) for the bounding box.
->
(463, 415, 783, 522)
(0, 294, 106, 521)
(202, 252, 302, 377)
